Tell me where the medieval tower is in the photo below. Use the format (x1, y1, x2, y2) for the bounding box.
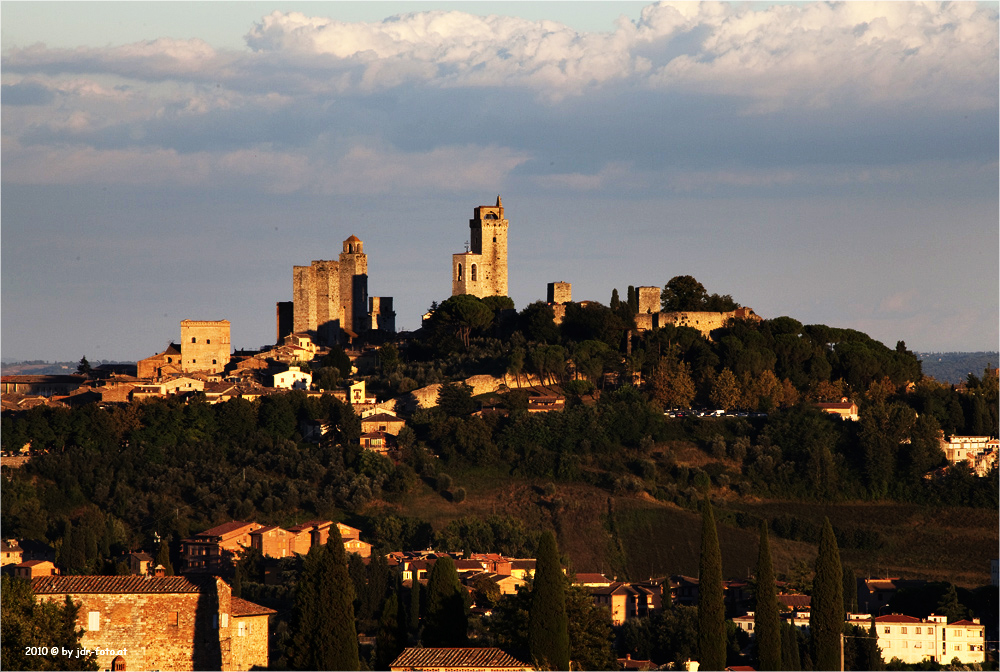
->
(452, 196, 508, 298)
(339, 235, 369, 336)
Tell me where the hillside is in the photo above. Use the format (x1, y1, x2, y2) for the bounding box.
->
(917, 352, 999, 385)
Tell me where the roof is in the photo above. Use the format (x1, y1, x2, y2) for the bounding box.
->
(777, 594, 811, 609)
(389, 647, 531, 671)
(509, 559, 536, 570)
(197, 521, 256, 538)
(574, 573, 611, 584)
(2, 540, 23, 553)
(230, 595, 277, 617)
(345, 234, 362, 243)
(874, 614, 922, 623)
(951, 620, 984, 627)
(16, 560, 54, 567)
(287, 520, 333, 533)
(590, 581, 638, 596)
(129, 552, 154, 562)
(32, 576, 207, 594)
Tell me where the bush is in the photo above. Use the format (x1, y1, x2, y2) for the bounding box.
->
(452, 487, 467, 503)
(436, 473, 452, 493)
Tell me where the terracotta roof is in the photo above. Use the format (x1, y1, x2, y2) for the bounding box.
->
(589, 581, 638, 596)
(574, 573, 611, 584)
(509, 559, 536, 570)
(129, 552, 154, 562)
(17, 560, 53, 567)
(874, 614, 922, 623)
(950, 620, 983, 627)
(197, 521, 256, 538)
(287, 520, 333, 533)
(777, 594, 811, 609)
(389, 647, 530, 670)
(345, 235, 362, 243)
(2, 540, 23, 553)
(31, 576, 207, 594)
(230, 595, 277, 617)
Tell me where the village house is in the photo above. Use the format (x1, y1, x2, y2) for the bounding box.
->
(267, 365, 312, 390)
(361, 430, 395, 454)
(2, 539, 23, 566)
(128, 552, 154, 576)
(181, 522, 262, 574)
(857, 577, 926, 615)
(939, 434, 998, 476)
(32, 575, 273, 671)
(14, 560, 59, 578)
(389, 647, 531, 672)
(0, 374, 87, 397)
(361, 410, 407, 436)
(589, 581, 640, 625)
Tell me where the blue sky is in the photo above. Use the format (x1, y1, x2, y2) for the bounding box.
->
(2, 1, 998, 362)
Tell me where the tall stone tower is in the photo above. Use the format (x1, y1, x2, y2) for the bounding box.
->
(339, 235, 369, 335)
(179, 320, 231, 373)
(452, 196, 508, 298)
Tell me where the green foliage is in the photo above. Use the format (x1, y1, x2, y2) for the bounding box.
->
(155, 540, 174, 576)
(321, 346, 353, 381)
(375, 592, 404, 670)
(811, 518, 843, 672)
(423, 556, 468, 647)
(437, 382, 476, 417)
(430, 294, 495, 349)
(698, 498, 726, 671)
(754, 523, 781, 671)
(290, 537, 359, 671)
(0, 576, 97, 671)
(76, 356, 92, 375)
(529, 531, 569, 670)
(661, 276, 739, 312)
(436, 515, 537, 557)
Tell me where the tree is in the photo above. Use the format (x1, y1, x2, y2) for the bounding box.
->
(698, 498, 726, 671)
(76, 356, 92, 375)
(1, 576, 98, 671)
(649, 356, 696, 409)
(423, 556, 467, 646)
(529, 531, 569, 670)
(375, 592, 404, 670)
(780, 621, 802, 671)
(754, 523, 781, 671)
(155, 539, 174, 576)
(812, 518, 843, 672)
(433, 294, 494, 348)
(408, 575, 421, 635)
(437, 382, 476, 417)
(709, 368, 742, 411)
(291, 537, 359, 670)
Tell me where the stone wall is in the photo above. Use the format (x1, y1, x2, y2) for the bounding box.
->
(229, 613, 270, 671)
(637, 286, 661, 315)
(396, 373, 547, 412)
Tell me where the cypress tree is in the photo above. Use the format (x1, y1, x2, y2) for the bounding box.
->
(754, 523, 781, 671)
(423, 556, 467, 646)
(155, 540, 174, 576)
(291, 537, 359, 670)
(863, 616, 884, 670)
(698, 498, 726, 671)
(611, 289, 621, 311)
(408, 573, 421, 635)
(811, 518, 843, 672)
(781, 621, 801, 671)
(375, 593, 403, 670)
(528, 531, 569, 670)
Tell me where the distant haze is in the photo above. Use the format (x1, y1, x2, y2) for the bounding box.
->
(2, 2, 997, 361)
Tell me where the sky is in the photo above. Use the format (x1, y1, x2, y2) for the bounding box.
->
(2, 1, 998, 363)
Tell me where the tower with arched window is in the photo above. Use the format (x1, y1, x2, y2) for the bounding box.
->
(452, 196, 509, 298)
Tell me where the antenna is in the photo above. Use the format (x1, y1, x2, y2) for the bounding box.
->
(464, 240, 470, 253)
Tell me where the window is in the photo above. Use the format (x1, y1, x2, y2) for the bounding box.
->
(212, 359, 217, 365)
(955, 645, 961, 651)
(192, 337, 197, 343)
(238, 622, 246, 637)
(457, 263, 463, 280)
(955, 630, 963, 637)
(471, 264, 477, 281)
(206, 339, 211, 344)
(915, 642, 922, 648)
(901, 627, 907, 634)
(88, 611, 100, 631)
(916, 627, 921, 634)
(168, 611, 178, 626)
(221, 613, 228, 628)
(111, 656, 126, 671)
(885, 627, 891, 634)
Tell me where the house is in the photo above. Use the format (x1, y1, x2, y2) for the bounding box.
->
(361, 431, 395, 453)
(128, 552, 155, 576)
(670, 575, 700, 605)
(777, 594, 811, 612)
(131, 376, 206, 400)
(32, 575, 273, 671)
(618, 654, 656, 670)
(268, 365, 312, 390)
(0, 375, 87, 397)
(181, 521, 262, 574)
(573, 573, 612, 587)
(939, 435, 998, 476)
(389, 647, 532, 671)
(589, 582, 640, 625)
(361, 411, 407, 436)
(526, 395, 566, 413)
(14, 560, 59, 578)
(2, 539, 23, 566)
(874, 613, 985, 665)
(814, 397, 859, 421)
(249, 526, 296, 559)
(857, 577, 926, 614)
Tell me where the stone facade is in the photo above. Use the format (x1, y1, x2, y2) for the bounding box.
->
(547, 282, 572, 304)
(180, 320, 231, 374)
(636, 286, 661, 314)
(32, 575, 273, 672)
(633, 305, 762, 340)
(275, 301, 294, 343)
(453, 196, 509, 298)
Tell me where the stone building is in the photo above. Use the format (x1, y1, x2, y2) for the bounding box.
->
(453, 196, 509, 298)
(280, 235, 394, 345)
(628, 285, 762, 339)
(137, 320, 231, 379)
(181, 521, 262, 574)
(32, 575, 273, 671)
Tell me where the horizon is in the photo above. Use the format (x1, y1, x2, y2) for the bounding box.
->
(3, 1, 998, 360)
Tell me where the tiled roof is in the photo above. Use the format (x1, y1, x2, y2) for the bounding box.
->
(346, 234, 362, 243)
(573, 573, 611, 584)
(230, 595, 277, 617)
(509, 559, 536, 569)
(31, 576, 207, 594)
(389, 647, 530, 670)
(874, 614, 921, 623)
(1, 540, 23, 553)
(951, 620, 983, 627)
(777, 594, 811, 609)
(198, 521, 256, 538)
(287, 520, 333, 533)
(129, 552, 154, 562)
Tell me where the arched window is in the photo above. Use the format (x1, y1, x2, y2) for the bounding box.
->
(485, 213, 498, 220)
(191, 337, 197, 343)
(457, 263, 463, 280)
(206, 339, 211, 344)
(471, 264, 477, 281)
(112, 656, 126, 671)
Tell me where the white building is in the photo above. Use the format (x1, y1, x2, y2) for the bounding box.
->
(270, 366, 312, 390)
(874, 614, 985, 665)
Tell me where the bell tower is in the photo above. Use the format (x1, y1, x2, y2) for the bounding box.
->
(453, 196, 508, 298)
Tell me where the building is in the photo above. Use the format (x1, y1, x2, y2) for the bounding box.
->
(128, 552, 154, 576)
(2, 539, 23, 566)
(626, 285, 762, 339)
(390, 647, 531, 672)
(857, 577, 927, 614)
(180, 320, 231, 374)
(361, 411, 407, 436)
(453, 197, 509, 299)
(268, 365, 312, 390)
(32, 575, 273, 671)
(874, 614, 985, 665)
(589, 582, 640, 625)
(369, 296, 396, 333)
(939, 435, 998, 476)
(815, 397, 860, 422)
(14, 560, 59, 578)
(181, 522, 262, 574)
(0, 375, 87, 397)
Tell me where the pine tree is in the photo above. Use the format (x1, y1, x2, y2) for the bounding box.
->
(811, 518, 843, 672)
(423, 556, 467, 647)
(529, 531, 569, 670)
(698, 498, 726, 671)
(291, 537, 359, 670)
(754, 523, 781, 671)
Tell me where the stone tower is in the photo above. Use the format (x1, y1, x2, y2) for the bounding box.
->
(179, 320, 230, 373)
(452, 196, 508, 298)
(339, 235, 369, 335)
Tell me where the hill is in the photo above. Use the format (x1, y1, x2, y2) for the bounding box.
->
(917, 352, 999, 385)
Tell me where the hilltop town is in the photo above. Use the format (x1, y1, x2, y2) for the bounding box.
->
(1, 198, 997, 672)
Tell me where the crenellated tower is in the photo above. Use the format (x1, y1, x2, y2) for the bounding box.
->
(452, 195, 508, 298)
